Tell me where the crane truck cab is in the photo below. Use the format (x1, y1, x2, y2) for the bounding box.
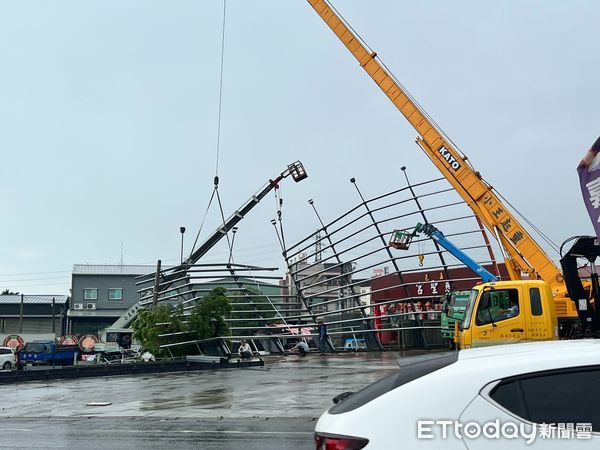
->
(459, 280, 558, 349)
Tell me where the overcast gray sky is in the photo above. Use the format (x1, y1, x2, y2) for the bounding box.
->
(0, 0, 598, 295)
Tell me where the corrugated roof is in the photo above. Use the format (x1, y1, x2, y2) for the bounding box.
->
(0, 295, 69, 305)
(72, 264, 157, 276)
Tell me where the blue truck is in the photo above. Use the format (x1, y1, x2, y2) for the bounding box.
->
(18, 340, 79, 367)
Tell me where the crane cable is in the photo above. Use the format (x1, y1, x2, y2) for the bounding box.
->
(494, 189, 561, 255)
(188, 1, 228, 259)
(189, 186, 217, 257)
(214, 0, 233, 261)
(215, 0, 227, 177)
(325, 0, 473, 170)
(215, 186, 234, 263)
(274, 185, 287, 252)
(328, 1, 561, 259)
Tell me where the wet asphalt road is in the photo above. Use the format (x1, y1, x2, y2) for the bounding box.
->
(0, 417, 315, 449)
(0, 352, 427, 449)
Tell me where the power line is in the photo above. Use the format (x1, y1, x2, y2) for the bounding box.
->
(0, 275, 70, 283)
(0, 270, 70, 277)
(3, 281, 70, 289)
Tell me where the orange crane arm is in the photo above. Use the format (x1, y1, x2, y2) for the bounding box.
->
(307, 0, 564, 292)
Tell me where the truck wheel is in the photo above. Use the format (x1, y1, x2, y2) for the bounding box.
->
(2, 362, 11, 370)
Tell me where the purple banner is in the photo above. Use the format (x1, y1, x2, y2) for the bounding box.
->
(578, 136, 600, 239)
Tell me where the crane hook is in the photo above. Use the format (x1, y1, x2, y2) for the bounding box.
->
(418, 254, 424, 267)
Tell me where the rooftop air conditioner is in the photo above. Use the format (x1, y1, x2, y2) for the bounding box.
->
(86, 303, 96, 310)
(73, 303, 84, 310)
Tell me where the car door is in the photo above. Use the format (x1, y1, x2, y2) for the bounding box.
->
(459, 395, 536, 449)
(471, 287, 526, 347)
(523, 285, 553, 341)
(0, 348, 15, 368)
(0, 349, 8, 367)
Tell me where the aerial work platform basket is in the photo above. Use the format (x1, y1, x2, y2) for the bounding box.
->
(288, 161, 308, 182)
(389, 229, 414, 250)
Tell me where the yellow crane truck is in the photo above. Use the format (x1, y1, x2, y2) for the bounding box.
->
(306, 0, 599, 347)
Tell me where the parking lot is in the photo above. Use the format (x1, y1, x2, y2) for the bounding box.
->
(0, 352, 413, 449)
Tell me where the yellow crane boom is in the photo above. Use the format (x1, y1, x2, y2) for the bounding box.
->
(307, 0, 564, 294)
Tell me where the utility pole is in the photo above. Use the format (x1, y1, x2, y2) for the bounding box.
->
(19, 293, 24, 334)
(52, 297, 56, 336)
(152, 260, 162, 308)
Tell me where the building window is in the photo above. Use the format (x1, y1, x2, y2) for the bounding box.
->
(108, 288, 123, 301)
(83, 289, 98, 300)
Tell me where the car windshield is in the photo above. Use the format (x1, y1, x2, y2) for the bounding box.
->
(22, 343, 49, 353)
(460, 290, 479, 330)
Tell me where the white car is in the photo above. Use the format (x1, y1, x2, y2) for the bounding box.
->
(315, 340, 600, 449)
(0, 346, 17, 371)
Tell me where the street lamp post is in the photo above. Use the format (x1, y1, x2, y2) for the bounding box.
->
(180, 226, 186, 264)
(228, 227, 238, 266)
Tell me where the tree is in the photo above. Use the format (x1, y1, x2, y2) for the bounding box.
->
(132, 304, 186, 357)
(1, 289, 19, 295)
(132, 288, 232, 358)
(188, 287, 232, 340)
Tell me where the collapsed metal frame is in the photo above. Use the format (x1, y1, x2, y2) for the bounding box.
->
(276, 170, 501, 350)
(133, 262, 310, 355)
(129, 172, 501, 354)
(108, 161, 308, 332)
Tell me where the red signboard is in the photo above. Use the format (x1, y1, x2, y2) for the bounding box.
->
(371, 264, 508, 304)
(370, 264, 508, 344)
(79, 334, 98, 353)
(59, 335, 79, 346)
(2, 334, 24, 351)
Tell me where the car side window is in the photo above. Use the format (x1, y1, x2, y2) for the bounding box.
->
(489, 366, 600, 432)
(475, 289, 519, 326)
(487, 379, 526, 418)
(0, 348, 10, 355)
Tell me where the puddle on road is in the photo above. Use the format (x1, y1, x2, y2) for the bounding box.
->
(189, 388, 231, 408)
(141, 387, 232, 411)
